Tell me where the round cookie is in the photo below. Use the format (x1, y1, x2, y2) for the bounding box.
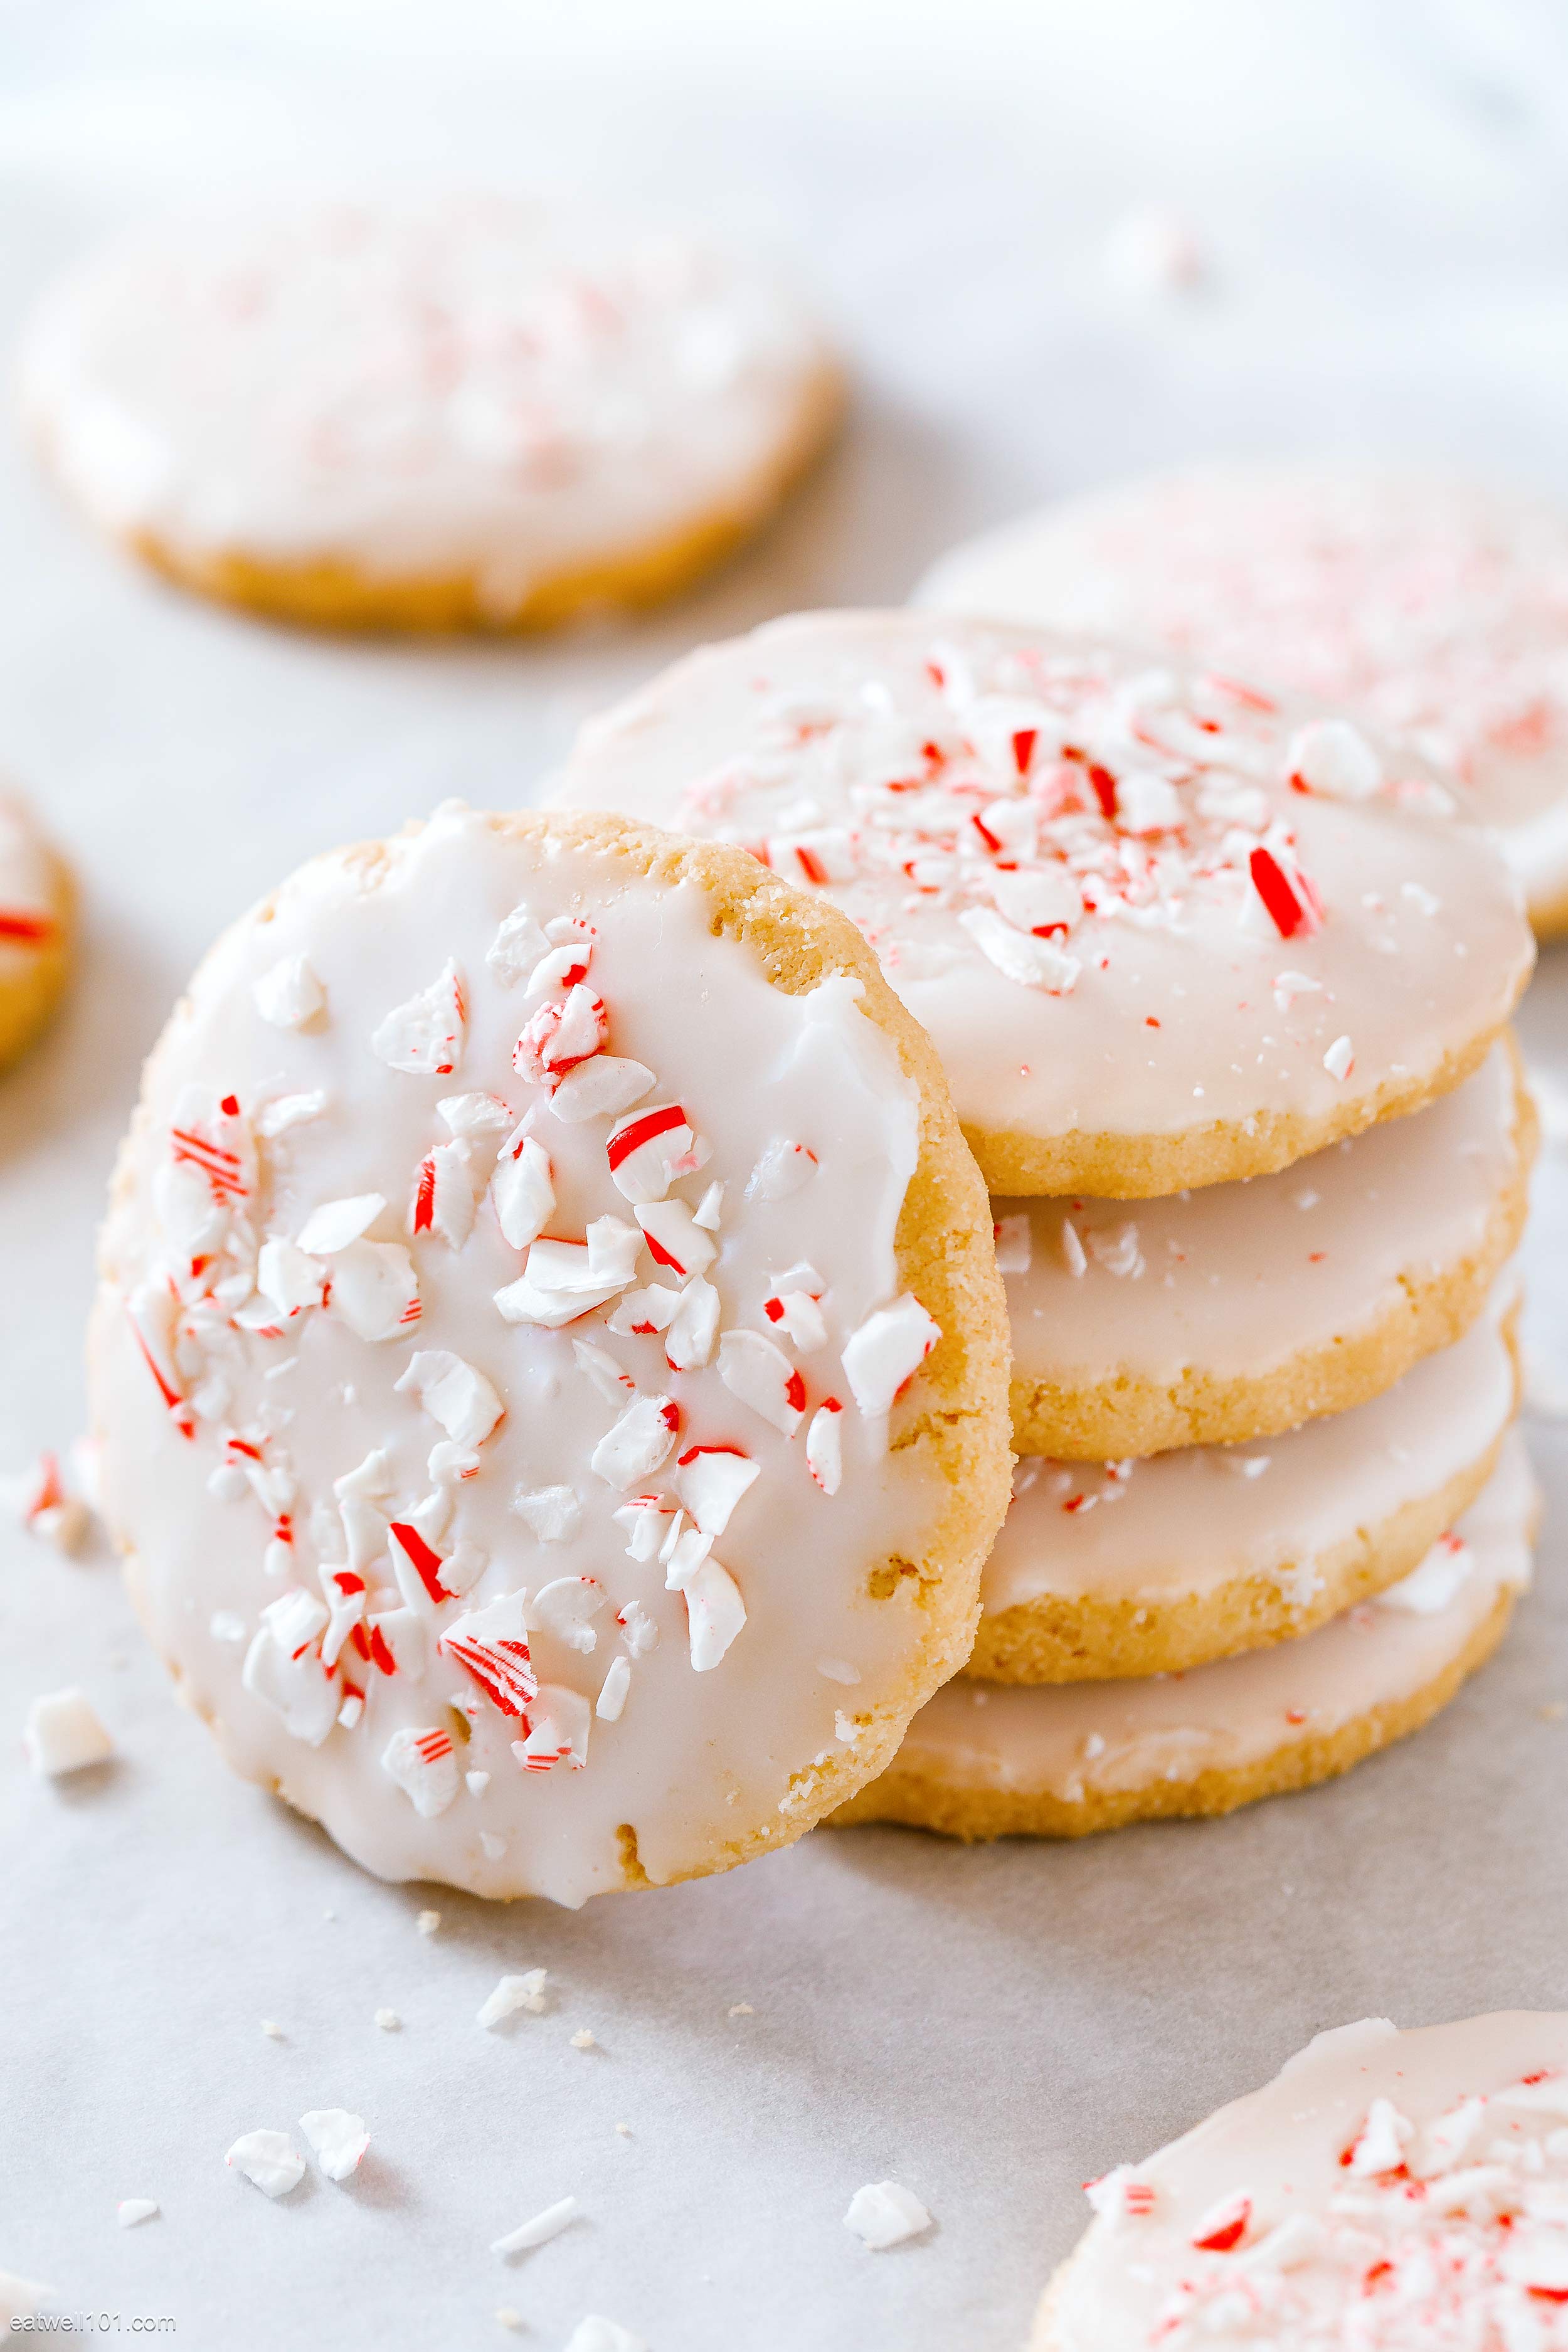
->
(1035, 2010, 1568, 2351)
(88, 803, 1010, 1906)
(552, 611, 1534, 1196)
(0, 793, 71, 1069)
(972, 1290, 1517, 1682)
(19, 196, 842, 634)
(1003, 1034, 1534, 1461)
(919, 468, 1568, 938)
(830, 1432, 1535, 1843)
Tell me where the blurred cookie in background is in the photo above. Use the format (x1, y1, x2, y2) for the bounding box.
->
(18, 194, 843, 634)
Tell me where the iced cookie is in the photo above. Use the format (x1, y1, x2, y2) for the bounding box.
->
(19, 196, 842, 634)
(1004, 1035, 1534, 1460)
(88, 804, 1010, 1905)
(972, 1290, 1517, 1682)
(920, 468, 1568, 936)
(1034, 2009, 1568, 2351)
(553, 612, 1533, 1195)
(0, 793, 71, 1068)
(831, 1433, 1535, 1842)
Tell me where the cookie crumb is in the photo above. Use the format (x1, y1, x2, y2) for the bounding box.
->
(570, 2028, 597, 2052)
(116, 2200, 159, 2228)
(260, 2020, 284, 2040)
(416, 1909, 441, 1936)
(374, 2008, 401, 2032)
(728, 2003, 754, 2018)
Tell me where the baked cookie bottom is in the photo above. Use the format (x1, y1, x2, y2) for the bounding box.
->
(1009, 1047, 1535, 1462)
(830, 1587, 1513, 1844)
(967, 1016, 1523, 1200)
(109, 367, 844, 635)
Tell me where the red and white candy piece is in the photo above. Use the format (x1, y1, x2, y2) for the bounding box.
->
(253, 954, 326, 1031)
(514, 1683, 590, 1772)
(490, 1128, 555, 1249)
(513, 985, 607, 1086)
(744, 1138, 817, 1201)
(381, 1724, 460, 1816)
(410, 1140, 477, 1247)
(372, 961, 466, 1077)
(607, 1103, 701, 1204)
(226, 2130, 305, 2198)
(590, 1396, 681, 1489)
(675, 1444, 759, 1536)
(633, 1198, 715, 1279)
(395, 1350, 504, 1448)
(805, 1400, 843, 1495)
(440, 1591, 537, 1717)
(718, 1329, 805, 1435)
(299, 2109, 369, 2182)
(840, 1295, 939, 1414)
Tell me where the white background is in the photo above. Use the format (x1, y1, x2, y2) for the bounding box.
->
(3, 3, 1568, 2346)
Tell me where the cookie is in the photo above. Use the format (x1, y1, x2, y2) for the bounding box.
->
(1004, 1034, 1533, 1460)
(1034, 2009, 1568, 2351)
(972, 1287, 1517, 1682)
(19, 196, 842, 634)
(551, 611, 1533, 1196)
(920, 467, 1568, 939)
(88, 803, 1010, 1905)
(0, 793, 71, 1069)
(830, 1432, 1535, 1842)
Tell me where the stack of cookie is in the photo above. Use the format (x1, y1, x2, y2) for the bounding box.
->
(553, 609, 1539, 1843)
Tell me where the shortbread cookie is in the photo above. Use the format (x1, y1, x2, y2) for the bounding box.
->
(1034, 2010, 1568, 2351)
(1005, 1035, 1533, 1459)
(972, 1290, 1517, 1682)
(19, 197, 842, 633)
(831, 1433, 1534, 1841)
(88, 804, 1010, 1906)
(553, 612, 1533, 1195)
(0, 793, 71, 1068)
(920, 466, 1568, 937)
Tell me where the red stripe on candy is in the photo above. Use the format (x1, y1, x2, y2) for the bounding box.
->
(607, 1103, 686, 1172)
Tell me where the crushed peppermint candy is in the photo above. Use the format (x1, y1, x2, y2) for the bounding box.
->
(225, 2129, 305, 2198)
(843, 2180, 933, 2249)
(477, 1971, 548, 2030)
(562, 2322, 646, 2352)
(299, 2109, 369, 2181)
(115, 2200, 159, 2228)
(23, 1688, 112, 1776)
(490, 2195, 578, 2257)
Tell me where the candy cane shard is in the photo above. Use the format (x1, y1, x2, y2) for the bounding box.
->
(511, 1485, 583, 1542)
(1288, 718, 1382, 800)
(382, 1724, 460, 1815)
(595, 1655, 631, 1720)
(23, 1687, 113, 1776)
(226, 2129, 305, 2198)
(325, 1239, 421, 1340)
(664, 1275, 719, 1370)
(372, 960, 467, 1076)
(486, 903, 550, 985)
(671, 1555, 746, 1672)
(551, 1056, 654, 1122)
(530, 1577, 609, 1656)
(333, 1448, 393, 1575)
(299, 2109, 369, 2183)
(744, 1138, 817, 1202)
(633, 1199, 715, 1278)
(256, 1238, 326, 1318)
(395, 1350, 504, 1448)
(243, 1599, 339, 1747)
(125, 1279, 195, 1437)
(490, 1128, 555, 1249)
(606, 1283, 681, 1337)
(590, 1396, 681, 1489)
(513, 1684, 590, 1772)
(616, 1598, 659, 1656)
(410, 1140, 477, 1246)
(606, 1103, 696, 1204)
(612, 1495, 675, 1561)
(718, 1330, 805, 1435)
(253, 953, 326, 1031)
(763, 1290, 826, 1350)
(512, 985, 607, 1084)
(840, 1296, 940, 1414)
(440, 1591, 537, 1717)
(959, 905, 1081, 992)
(805, 1400, 844, 1495)
(388, 1520, 458, 1609)
(571, 1338, 637, 1404)
(675, 1446, 759, 1537)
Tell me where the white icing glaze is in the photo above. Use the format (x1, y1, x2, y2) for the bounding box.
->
(890, 1434, 1533, 1803)
(988, 1293, 1515, 1618)
(90, 805, 955, 1909)
(1002, 1041, 1522, 1397)
(919, 467, 1568, 921)
(1050, 2003, 1568, 2349)
(0, 795, 65, 973)
(553, 612, 1531, 1157)
(19, 196, 834, 606)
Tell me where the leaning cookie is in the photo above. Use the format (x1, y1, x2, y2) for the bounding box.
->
(0, 792, 72, 1069)
(972, 1290, 1517, 1682)
(1034, 2008, 1568, 2351)
(919, 465, 1568, 939)
(1004, 1034, 1534, 1460)
(831, 1433, 1535, 1841)
(551, 612, 1533, 1196)
(88, 804, 1010, 1905)
(19, 196, 842, 633)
